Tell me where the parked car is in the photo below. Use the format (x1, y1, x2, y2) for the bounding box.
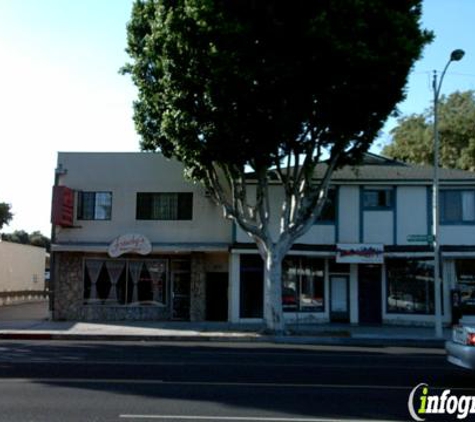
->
(445, 317, 475, 370)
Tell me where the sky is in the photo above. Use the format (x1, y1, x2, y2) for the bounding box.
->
(0, 0, 474, 237)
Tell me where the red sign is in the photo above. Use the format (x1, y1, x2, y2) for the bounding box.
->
(51, 186, 74, 227)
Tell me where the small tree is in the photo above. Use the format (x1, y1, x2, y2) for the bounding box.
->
(383, 90, 475, 171)
(123, 0, 432, 332)
(0, 203, 13, 231)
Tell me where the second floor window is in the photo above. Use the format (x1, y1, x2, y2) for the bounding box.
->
(316, 188, 336, 223)
(77, 191, 112, 220)
(441, 190, 475, 224)
(136, 192, 193, 220)
(363, 188, 393, 210)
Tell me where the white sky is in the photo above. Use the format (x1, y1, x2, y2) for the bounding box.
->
(0, 0, 474, 236)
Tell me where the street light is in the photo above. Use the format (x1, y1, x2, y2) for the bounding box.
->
(432, 49, 465, 338)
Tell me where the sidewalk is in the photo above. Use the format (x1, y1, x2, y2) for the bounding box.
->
(0, 317, 452, 347)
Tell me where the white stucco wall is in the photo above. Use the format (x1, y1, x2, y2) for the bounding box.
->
(0, 241, 45, 291)
(396, 186, 428, 245)
(55, 152, 232, 245)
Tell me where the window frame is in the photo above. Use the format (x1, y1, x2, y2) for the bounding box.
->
(315, 187, 337, 225)
(77, 191, 112, 221)
(136, 192, 193, 221)
(440, 189, 475, 225)
(362, 188, 394, 211)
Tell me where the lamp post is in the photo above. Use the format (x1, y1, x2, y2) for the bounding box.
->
(432, 49, 465, 338)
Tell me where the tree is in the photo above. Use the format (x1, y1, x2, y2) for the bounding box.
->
(382, 90, 475, 171)
(0, 203, 13, 231)
(1, 230, 51, 252)
(123, 0, 432, 332)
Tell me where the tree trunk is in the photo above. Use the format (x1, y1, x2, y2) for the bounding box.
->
(263, 250, 284, 334)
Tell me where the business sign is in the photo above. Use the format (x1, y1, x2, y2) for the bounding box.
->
(407, 234, 434, 243)
(51, 186, 74, 227)
(336, 243, 384, 264)
(108, 233, 152, 258)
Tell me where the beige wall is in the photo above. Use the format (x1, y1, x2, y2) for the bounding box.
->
(0, 241, 45, 291)
(55, 152, 232, 245)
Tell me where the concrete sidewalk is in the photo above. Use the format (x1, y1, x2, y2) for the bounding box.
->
(0, 317, 452, 347)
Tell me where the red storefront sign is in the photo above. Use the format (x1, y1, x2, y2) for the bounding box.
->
(51, 186, 74, 227)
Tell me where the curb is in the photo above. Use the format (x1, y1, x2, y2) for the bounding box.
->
(0, 332, 447, 348)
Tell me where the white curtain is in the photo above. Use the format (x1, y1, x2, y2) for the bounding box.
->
(85, 260, 103, 301)
(128, 261, 143, 304)
(105, 261, 125, 303)
(153, 193, 178, 219)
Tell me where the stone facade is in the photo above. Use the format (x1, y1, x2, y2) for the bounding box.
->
(54, 252, 84, 320)
(189, 252, 206, 322)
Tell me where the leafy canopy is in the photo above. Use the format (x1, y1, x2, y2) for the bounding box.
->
(0, 203, 13, 231)
(123, 0, 433, 179)
(383, 90, 475, 171)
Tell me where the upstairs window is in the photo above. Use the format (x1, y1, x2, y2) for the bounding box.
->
(136, 192, 193, 220)
(441, 190, 475, 224)
(363, 188, 393, 210)
(316, 188, 337, 223)
(77, 192, 112, 220)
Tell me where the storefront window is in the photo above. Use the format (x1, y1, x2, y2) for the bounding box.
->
(455, 260, 475, 315)
(282, 257, 324, 312)
(386, 259, 434, 314)
(84, 259, 167, 306)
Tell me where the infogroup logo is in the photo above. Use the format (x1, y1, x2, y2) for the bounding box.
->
(408, 383, 475, 421)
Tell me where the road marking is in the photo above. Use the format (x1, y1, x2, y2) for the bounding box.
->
(1, 378, 474, 392)
(119, 415, 398, 422)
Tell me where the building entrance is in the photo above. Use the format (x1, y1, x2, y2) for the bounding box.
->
(358, 264, 382, 324)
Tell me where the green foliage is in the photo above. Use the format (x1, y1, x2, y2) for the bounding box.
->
(0, 203, 13, 230)
(383, 91, 475, 171)
(123, 0, 432, 177)
(1, 230, 51, 252)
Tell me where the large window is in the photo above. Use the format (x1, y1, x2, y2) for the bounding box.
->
(282, 257, 325, 312)
(386, 259, 434, 314)
(363, 188, 393, 210)
(455, 260, 475, 315)
(441, 190, 475, 224)
(84, 259, 167, 306)
(77, 192, 112, 220)
(136, 193, 193, 220)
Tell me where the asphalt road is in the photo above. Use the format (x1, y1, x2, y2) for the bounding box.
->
(0, 341, 473, 422)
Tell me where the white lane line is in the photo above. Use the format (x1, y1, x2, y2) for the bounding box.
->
(1, 378, 474, 392)
(119, 415, 398, 422)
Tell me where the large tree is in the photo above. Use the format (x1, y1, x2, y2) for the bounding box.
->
(383, 90, 475, 171)
(0, 203, 13, 231)
(123, 0, 432, 332)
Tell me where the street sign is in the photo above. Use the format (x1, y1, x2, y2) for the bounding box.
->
(407, 234, 434, 243)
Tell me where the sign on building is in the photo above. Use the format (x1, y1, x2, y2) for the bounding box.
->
(336, 243, 384, 264)
(51, 186, 74, 227)
(108, 233, 152, 258)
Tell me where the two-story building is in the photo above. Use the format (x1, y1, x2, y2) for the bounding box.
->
(50, 152, 475, 326)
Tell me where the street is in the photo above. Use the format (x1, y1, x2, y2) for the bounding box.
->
(0, 341, 473, 422)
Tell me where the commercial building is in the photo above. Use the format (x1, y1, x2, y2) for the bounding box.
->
(51, 152, 475, 325)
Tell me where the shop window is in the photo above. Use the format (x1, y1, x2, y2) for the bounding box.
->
(84, 259, 167, 306)
(136, 192, 193, 220)
(363, 189, 393, 210)
(455, 260, 475, 315)
(386, 259, 435, 314)
(441, 190, 475, 224)
(316, 188, 337, 223)
(282, 257, 325, 312)
(77, 192, 112, 220)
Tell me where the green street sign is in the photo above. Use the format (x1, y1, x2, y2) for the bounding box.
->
(407, 234, 434, 243)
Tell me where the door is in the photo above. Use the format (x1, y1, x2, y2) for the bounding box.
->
(171, 261, 191, 320)
(206, 272, 229, 321)
(330, 276, 349, 322)
(358, 264, 382, 324)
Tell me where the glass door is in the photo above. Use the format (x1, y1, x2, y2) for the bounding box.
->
(330, 275, 349, 322)
(171, 260, 191, 320)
